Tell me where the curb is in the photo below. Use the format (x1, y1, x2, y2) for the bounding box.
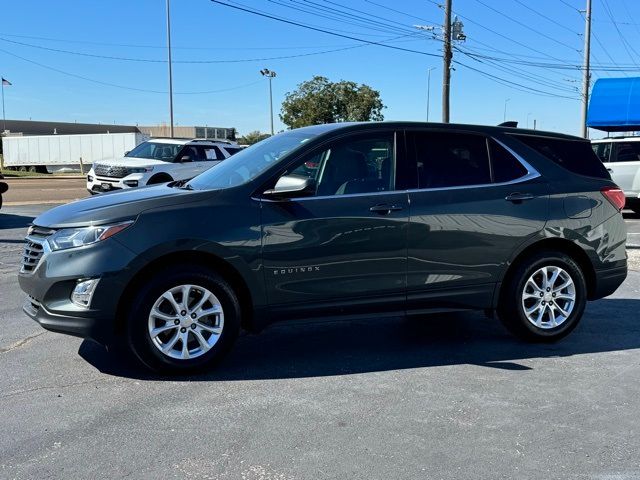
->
(2, 175, 85, 180)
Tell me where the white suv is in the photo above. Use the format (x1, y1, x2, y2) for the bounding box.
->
(87, 138, 242, 194)
(592, 137, 640, 213)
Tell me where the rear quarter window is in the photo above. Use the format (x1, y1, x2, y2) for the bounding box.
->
(514, 135, 610, 179)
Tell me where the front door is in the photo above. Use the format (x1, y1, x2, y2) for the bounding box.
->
(260, 130, 409, 314)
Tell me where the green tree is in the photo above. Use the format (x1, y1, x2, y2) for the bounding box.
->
(280, 76, 385, 129)
(238, 130, 270, 145)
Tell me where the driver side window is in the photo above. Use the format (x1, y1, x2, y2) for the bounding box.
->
(284, 133, 396, 197)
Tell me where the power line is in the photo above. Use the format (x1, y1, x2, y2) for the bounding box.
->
(266, 0, 412, 36)
(363, 0, 439, 26)
(424, 0, 568, 63)
(454, 59, 580, 100)
(0, 35, 412, 64)
(599, 0, 640, 66)
(209, 0, 441, 58)
(0, 47, 263, 94)
(512, 0, 582, 35)
(471, 0, 581, 54)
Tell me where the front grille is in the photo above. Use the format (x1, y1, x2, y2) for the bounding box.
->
(20, 226, 53, 274)
(93, 164, 130, 178)
(21, 239, 45, 273)
(23, 295, 41, 317)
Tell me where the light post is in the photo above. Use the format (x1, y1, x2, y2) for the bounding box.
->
(260, 68, 276, 135)
(526, 112, 533, 129)
(1, 77, 10, 133)
(426, 67, 435, 122)
(166, 0, 174, 138)
(503, 98, 511, 122)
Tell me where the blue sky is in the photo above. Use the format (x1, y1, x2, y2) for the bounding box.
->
(1, 0, 639, 138)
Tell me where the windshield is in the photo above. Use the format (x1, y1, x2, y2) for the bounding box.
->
(125, 142, 183, 161)
(188, 131, 317, 190)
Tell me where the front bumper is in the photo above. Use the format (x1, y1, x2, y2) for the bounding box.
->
(87, 171, 146, 194)
(18, 236, 138, 346)
(23, 295, 114, 344)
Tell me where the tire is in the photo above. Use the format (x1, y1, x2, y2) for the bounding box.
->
(147, 174, 173, 185)
(497, 251, 587, 342)
(18, 166, 27, 172)
(125, 265, 241, 374)
(27, 166, 37, 173)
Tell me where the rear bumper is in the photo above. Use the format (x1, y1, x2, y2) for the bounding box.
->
(592, 263, 628, 300)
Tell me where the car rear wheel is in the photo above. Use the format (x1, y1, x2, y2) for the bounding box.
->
(126, 265, 240, 374)
(498, 251, 587, 342)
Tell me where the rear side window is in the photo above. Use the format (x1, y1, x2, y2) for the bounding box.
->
(224, 147, 242, 156)
(515, 135, 609, 179)
(411, 132, 491, 188)
(592, 142, 612, 163)
(490, 140, 528, 183)
(614, 141, 640, 163)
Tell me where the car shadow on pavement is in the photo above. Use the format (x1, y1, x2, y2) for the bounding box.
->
(0, 213, 34, 230)
(79, 298, 640, 381)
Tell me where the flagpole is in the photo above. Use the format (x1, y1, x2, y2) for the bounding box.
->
(1, 80, 5, 133)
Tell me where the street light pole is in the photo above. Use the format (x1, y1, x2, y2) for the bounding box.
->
(260, 68, 277, 135)
(526, 112, 533, 129)
(427, 67, 435, 122)
(166, 0, 174, 138)
(503, 98, 510, 122)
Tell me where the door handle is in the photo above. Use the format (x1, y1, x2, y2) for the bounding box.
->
(505, 192, 535, 203)
(369, 204, 403, 214)
(607, 168, 614, 173)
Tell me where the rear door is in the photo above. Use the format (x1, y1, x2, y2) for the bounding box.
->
(260, 130, 410, 314)
(405, 130, 548, 310)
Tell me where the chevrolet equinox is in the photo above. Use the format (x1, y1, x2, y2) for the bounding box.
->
(18, 122, 628, 374)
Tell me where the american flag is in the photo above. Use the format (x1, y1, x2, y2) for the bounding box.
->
(1, 78, 11, 86)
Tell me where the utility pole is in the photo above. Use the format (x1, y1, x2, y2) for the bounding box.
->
(580, 0, 592, 138)
(442, 0, 452, 123)
(166, 0, 175, 138)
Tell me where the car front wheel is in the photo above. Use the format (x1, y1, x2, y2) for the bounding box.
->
(498, 251, 587, 342)
(126, 265, 241, 374)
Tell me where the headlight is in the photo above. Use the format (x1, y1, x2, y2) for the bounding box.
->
(128, 167, 153, 174)
(47, 221, 134, 251)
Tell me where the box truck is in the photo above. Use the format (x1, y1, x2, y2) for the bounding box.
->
(1, 132, 148, 173)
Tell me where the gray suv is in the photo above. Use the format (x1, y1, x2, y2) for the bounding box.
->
(18, 122, 628, 374)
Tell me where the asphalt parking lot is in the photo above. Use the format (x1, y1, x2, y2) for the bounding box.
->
(1, 182, 640, 479)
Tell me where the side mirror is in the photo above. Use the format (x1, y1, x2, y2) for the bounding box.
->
(263, 175, 314, 198)
(0, 182, 8, 195)
(123, 151, 130, 156)
(179, 155, 192, 163)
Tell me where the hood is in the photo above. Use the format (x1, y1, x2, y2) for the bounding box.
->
(34, 184, 218, 229)
(91, 157, 170, 168)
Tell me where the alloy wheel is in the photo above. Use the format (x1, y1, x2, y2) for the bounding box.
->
(521, 265, 576, 329)
(147, 284, 224, 360)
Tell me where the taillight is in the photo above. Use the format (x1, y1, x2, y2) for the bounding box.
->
(601, 186, 625, 211)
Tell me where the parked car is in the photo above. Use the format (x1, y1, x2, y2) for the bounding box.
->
(592, 136, 640, 213)
(19, 122, 627, 374)
(0, 174, 7, 209)
(86, 138, 242, 194)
